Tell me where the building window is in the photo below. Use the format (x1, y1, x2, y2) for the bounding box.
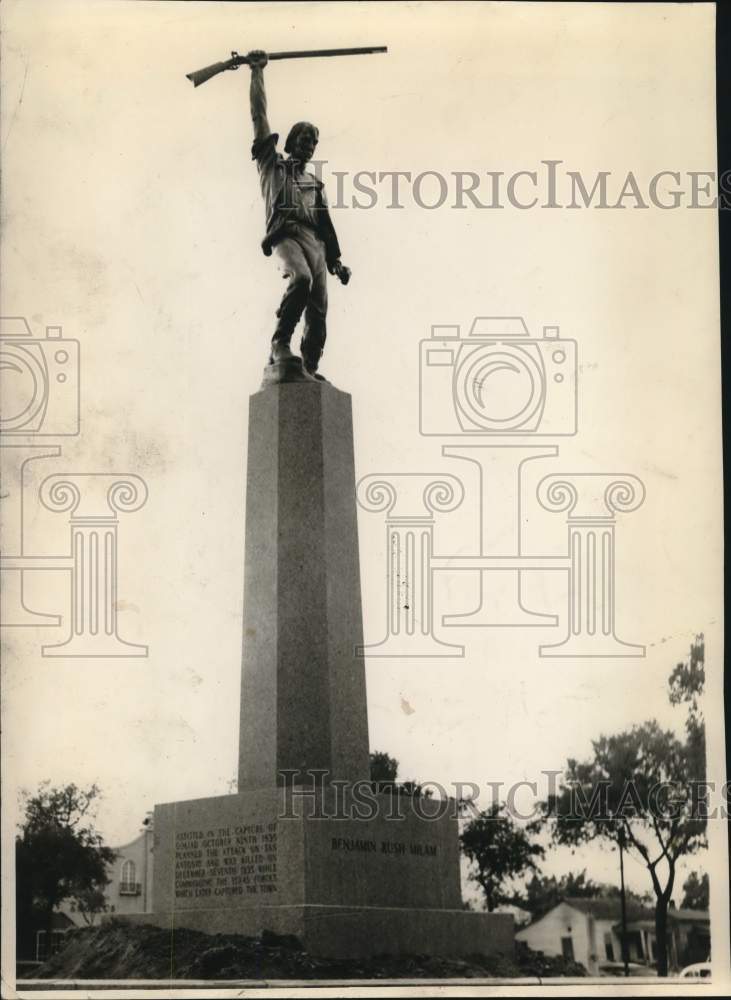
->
(604, 933, 615, 962)
(119, 859, 139, 895)
(561, 936, 575, 961)
(36, 931, 66, 962)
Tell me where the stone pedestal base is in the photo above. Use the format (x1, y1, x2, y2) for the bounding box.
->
(141, 788, 514, 959)
(125, 905, 513, 960)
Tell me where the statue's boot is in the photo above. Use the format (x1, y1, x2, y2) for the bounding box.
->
(263, 340, 316, 386)
(302, 345, 328, 383)
(269, 342, 296, 364)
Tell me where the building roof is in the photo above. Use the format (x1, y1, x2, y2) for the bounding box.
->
(494, 903, 532, 927)
(622, 919, 656, 932)
(563, 896, 655, 922)
(669, 908, 711, 923)
(111, 828, 151, 852)
(562, 897, 709, 926)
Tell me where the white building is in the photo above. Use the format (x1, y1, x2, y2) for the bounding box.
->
(516, 897, 710, 975)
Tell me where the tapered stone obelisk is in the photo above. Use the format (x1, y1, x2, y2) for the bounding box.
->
(137, 378, 513, 960)
(238, 381, 370, 790)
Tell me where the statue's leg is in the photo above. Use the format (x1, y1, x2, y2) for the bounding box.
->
(271, 238, 313, 363)
(300, 238, 328, 375)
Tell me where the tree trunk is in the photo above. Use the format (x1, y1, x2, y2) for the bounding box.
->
(654, 897, 669, 977)
(43, 905, 55, 962)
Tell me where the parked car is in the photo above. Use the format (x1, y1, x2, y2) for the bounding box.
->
(678, 962, 711, 979)
(598, 960, 654, 977)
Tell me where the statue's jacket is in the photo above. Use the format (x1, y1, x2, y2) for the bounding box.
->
(252, 133, 342, 271)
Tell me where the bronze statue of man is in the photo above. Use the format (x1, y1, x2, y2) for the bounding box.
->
(247, 49, 351, 382)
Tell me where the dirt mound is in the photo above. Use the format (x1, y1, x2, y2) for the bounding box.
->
(29, 919, 587, 980)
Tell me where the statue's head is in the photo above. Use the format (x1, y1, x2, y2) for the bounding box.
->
(284, 122, 319, 163)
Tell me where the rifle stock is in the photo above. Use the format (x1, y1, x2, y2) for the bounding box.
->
(186, 58, 238, 87)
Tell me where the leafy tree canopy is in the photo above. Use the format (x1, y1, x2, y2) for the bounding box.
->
(369, 750, 431, 798)
(668, 634, 705, 711)
(680, 870, 709, 911)
(544, 638, 708, 976)
(16, 783, 116, 938)
(460, 802, 545, 912)
(668, 633, 705, 775)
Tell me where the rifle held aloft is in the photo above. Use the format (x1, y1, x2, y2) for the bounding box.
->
(186, 47, 387, 87)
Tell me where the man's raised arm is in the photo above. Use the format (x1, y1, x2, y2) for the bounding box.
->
(247, 50, 271, 143)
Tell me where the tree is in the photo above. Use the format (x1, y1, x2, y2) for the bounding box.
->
(16, 783, 116, 951)
(369, 751, 399, 787)
(369, 750, 431, 798)
(680, 870, 709, 911)
(515, 869, 653, 920)
(668, 634, 705, 778)
(73, 886, 110, 926)
(517, 870, 606, 919)
(544, 637, 707, 977)
(601, 882, 654, 906)
(459, 802, 545, 912)
(547, 718, 706, 976)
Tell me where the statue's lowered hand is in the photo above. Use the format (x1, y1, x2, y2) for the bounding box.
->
(333, 261, 351, 286)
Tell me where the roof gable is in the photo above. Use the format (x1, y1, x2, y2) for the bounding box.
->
(563, 896, 655, 922)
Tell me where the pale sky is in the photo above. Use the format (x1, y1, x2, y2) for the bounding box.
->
(1, 0, 724, 920)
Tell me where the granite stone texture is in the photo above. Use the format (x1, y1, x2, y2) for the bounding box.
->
(152, 789, 462, 915)
(138, 381, 515, 959)
(144, 788, 513, 958)
(238, 383, 370, 791)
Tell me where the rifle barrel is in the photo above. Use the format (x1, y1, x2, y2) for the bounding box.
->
(266, 46, 387, 61)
